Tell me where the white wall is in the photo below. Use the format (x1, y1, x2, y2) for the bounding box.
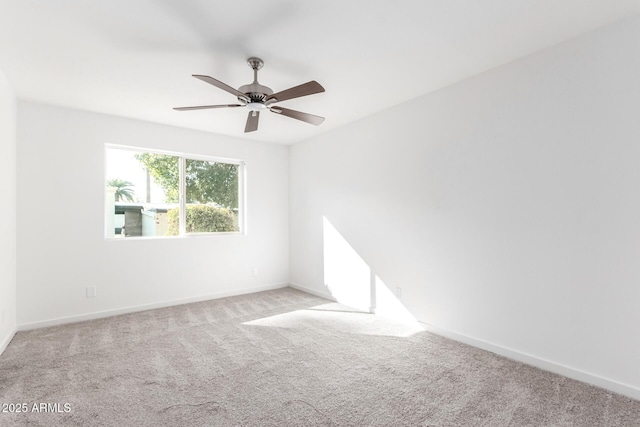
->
(17, 102, 289, 328)
(290, 17, 640, 398)
(0, 67, 17, 354)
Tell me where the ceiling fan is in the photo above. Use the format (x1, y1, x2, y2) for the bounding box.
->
(174, 57, 325, 133)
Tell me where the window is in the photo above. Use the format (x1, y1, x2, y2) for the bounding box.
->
(105, 145, 244, 238)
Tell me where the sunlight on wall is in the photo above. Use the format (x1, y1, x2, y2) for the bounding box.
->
(322, 216, 421, 330)
(323, 217, 371, 312)
(244, 216, 423, 337)
(374, 275, 418, 325)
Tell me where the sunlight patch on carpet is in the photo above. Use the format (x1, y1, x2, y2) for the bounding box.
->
(243, 303, 423, 337)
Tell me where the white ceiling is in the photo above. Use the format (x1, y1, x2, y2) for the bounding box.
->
(1, 0, 640, 144)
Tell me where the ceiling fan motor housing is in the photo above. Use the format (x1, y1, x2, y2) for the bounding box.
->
(238, 82, 273, 103)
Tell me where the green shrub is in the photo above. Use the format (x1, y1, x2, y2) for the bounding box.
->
(167, 205, 236, 235)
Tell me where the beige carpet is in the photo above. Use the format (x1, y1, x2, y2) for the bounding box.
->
(0, 288, 639, 426)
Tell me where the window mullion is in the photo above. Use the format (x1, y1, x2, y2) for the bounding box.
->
(239, 161, 246, 234)
(179, 156, 186, 236)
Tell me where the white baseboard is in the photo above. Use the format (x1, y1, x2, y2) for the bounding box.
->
(17, 283, 289, 331)
(0, 327, 17, 356)
(289, 282, 336, 301)
(15, 282, 638, 401)
(419, 321, 640, 401)
(283, 285, 640, 401)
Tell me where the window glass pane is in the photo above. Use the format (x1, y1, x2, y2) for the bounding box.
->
(106, 146, 242, 238)
(106, 148, 179, 237)
(185, 159, 240, 233)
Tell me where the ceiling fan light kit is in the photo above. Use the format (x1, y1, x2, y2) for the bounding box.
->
(174, 57, 325, 133)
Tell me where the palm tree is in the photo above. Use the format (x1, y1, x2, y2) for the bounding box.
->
(107, 178, 135, 202)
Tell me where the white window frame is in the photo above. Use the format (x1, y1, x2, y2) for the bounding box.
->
(105, 144, 246, 239)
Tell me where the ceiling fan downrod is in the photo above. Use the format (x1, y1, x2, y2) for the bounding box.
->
(238, 57, 273, 104)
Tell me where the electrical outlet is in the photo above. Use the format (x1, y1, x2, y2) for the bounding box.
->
(86, 286, 96, 298)
(395, 287, 402, 299)
(252, 268, 258, 277)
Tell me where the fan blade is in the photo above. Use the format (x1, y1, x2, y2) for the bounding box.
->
(245, 111, 260, 133)
(173, 104, 242, 111)
(270, 106, 325, 126)
(265, 80, 325, 103)
(193, 75, 250, 102)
